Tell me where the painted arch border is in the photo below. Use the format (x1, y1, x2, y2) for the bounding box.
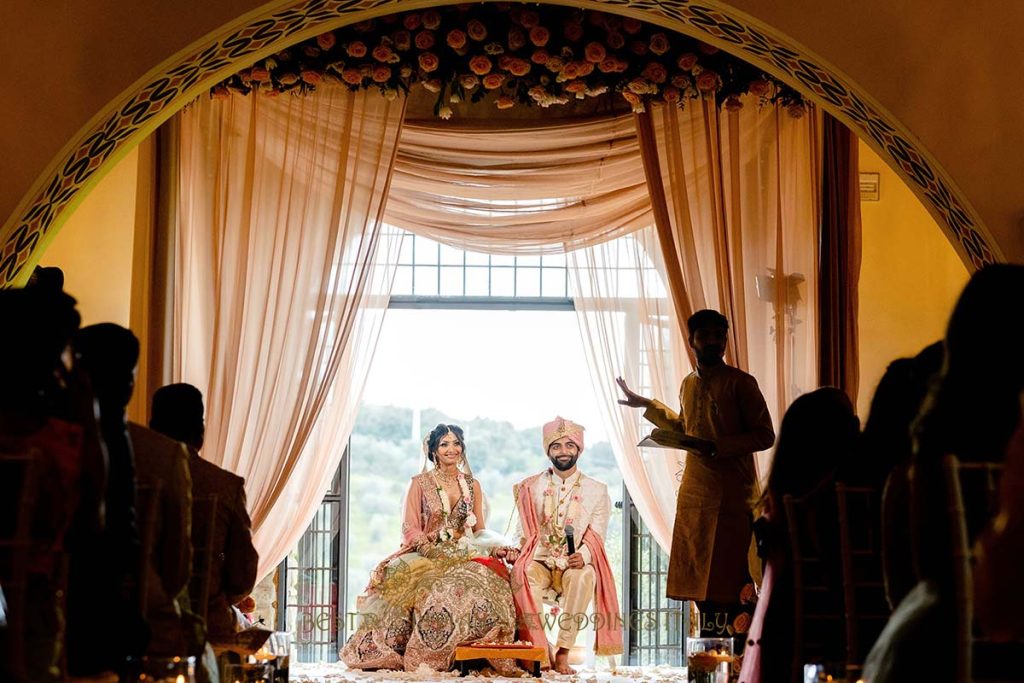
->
(0, 0, 1001, 286)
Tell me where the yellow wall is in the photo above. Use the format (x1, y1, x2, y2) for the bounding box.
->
(856, 139, 969, 417)
(40, 148, 139, 327)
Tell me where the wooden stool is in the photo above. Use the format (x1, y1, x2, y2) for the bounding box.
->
(454, 645, 546, 677)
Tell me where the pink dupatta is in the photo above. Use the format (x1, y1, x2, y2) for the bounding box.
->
(511, 474, 624, 661)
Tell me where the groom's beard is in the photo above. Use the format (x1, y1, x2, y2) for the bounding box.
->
(548, 454, 579, 471)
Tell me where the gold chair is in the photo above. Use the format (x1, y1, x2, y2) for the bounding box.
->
(942, 455, 1005, 683)
(835, 483, 890, 678)
(783, 487, 846, 683)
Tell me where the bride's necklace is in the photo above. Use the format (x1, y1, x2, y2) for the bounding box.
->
(434, 466, 458, 483)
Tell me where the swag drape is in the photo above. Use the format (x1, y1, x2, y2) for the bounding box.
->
(173, 87, 405, 578)
(636, 97, 822, 489)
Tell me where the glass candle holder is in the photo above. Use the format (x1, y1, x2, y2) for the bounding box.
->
(687, 637, 733, 683)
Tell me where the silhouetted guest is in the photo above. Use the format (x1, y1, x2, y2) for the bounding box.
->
(739, 388, 860, 683)
(70, 324, 148, 674)
(866, 264, 1024, 683)
(150, 383, 258, 643)
(0, 288, 100, 682)
(25, 265, 65, 293)
(857, 342, 943, 608)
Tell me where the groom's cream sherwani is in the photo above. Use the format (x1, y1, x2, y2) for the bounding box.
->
(514, 469, 612, 648)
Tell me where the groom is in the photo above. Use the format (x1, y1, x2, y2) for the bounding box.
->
(500, 417, 622, 673)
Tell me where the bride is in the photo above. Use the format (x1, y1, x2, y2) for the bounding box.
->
(340, 424, 520, 672)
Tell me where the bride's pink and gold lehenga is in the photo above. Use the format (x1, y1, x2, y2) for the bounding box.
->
(340, 471, 518, 672)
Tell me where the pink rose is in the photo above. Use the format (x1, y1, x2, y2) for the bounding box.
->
(372, 65, 391, 83)
(418, 52, 439, 73)
(642, 61, 668, 84)
(671, 73, 691, 89)
(724, 95, 743, 112)
(447, 29, 467, 50)
(303, 45, 321, 59)
(649, 33, 670, 56)
(584, 41, 606, 64)
(211, 86, 230, 100)
(531, 49, 551, 65)
(372, 44, 394, 63)
(733, 612, 751, 634)
(630, 40, 648, 56)
(508, 58, 531, 77)
(459, 73, 480, 90)
(250, 67, 270, 82)
(414, 30, 435, 50)
(498, 55, 514, 71)
(402, 13, 421, 31)
(563, 22, 584, 42)
(565, 79, 587, 94)
(677, 53, 698, 70)
(392, 30, 411, 52)
(345, 41, 367, 58)
(316, 32, 336, 51)
(300, 70, 322, 85)
(574, 60, 594, 77)
(469, 55, 493, 75)
(422, 78, 442, 93)
(662, 86, 681, 103)
(467, 19, 487, 41)
(341, 68, 362, 85)
(786, 102, 806, 118)
(545, 56, 565, 72)
(606, 31, 625, 50)
(520, 10, 540, 28)
(598, 58, 618, 74)
(422, 10, 442, 30)
(529, 26, 550, 47)
(496, 95, 515, 110)
(622, 17, 642, 35)
(508, 27, 526, 51)
(748, 79, 772, 97)
(696, 70, 720, 93)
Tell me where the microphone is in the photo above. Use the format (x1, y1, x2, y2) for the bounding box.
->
(564, 524, 576, 556)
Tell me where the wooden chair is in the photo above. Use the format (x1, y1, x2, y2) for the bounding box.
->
(942, 455, 1006, 683)
(134, 481, 162, 615)
(835, 483, 890, 677)
(0, 450, 40, 683)
(189, 494, 218, 624)
(783, 488, 846, 683)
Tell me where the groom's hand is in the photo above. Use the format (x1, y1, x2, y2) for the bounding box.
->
(567, 552, 585, 569)
(505, 547, 521, 563)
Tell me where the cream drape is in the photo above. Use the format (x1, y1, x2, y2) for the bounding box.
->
(174, 87, 406, 579)
(385, 114, 652, 254)
(638, 97, 821, 480)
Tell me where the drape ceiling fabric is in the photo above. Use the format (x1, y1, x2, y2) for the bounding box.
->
(174, 86, 406, 579)
(167, 86, 840, 573)
(385, 114, 653, 254)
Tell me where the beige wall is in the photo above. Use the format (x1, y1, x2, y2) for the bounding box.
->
(40, 148, 139, 327)
(2, 0, 1023, 274)
(856, 139, 969, 417)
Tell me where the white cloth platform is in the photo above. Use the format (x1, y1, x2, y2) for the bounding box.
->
(292, 663, 689, 683)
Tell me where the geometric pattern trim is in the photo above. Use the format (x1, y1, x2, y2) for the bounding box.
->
(0, 0, 998, 286)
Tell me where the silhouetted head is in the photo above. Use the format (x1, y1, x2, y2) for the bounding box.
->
(766, 387, 860, 501)
(26, 266, 65, 293)
(687, 309, 729, 366)
(150, 383, 205, 451)
(0, 287, 80, 408)
(915, 264, 1024, 461)
(862, 341, 944, 471)
(73, 324, 140, 412)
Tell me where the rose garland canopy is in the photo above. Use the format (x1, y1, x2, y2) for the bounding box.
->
(214, 2, 805, 117)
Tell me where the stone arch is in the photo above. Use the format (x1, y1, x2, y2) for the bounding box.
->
(0, 0, 1000, 286)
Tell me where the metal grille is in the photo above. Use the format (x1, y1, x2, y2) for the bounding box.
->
(623, 487, 686, 666)
(391, 232, 571, 299)
(278, 453, 349, 663)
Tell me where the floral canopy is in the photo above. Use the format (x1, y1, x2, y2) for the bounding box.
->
(214, 2, 805, 117)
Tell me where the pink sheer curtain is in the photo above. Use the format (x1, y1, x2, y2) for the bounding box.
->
(174, 86, 406, 578)
(637, 96, 821, 479)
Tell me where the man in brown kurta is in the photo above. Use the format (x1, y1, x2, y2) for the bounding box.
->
(617, 309, 774, 636)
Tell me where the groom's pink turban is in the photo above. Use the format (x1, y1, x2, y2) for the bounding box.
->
(543, 416, 585, 453)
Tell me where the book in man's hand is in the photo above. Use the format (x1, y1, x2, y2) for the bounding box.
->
(638, 427, 708, 454)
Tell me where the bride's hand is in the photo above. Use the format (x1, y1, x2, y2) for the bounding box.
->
(504, 547, 521, 563)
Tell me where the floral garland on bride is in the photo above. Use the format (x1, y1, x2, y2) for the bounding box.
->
(213, 2, 805, 118)
(431, 469, 476, 543)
